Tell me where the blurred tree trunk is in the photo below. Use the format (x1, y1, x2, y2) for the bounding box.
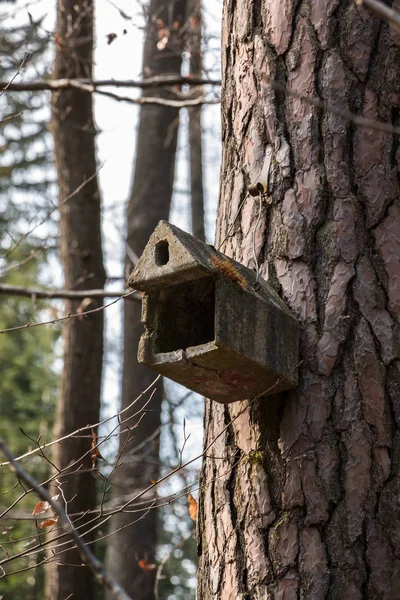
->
(187, 0, 205, 242)
(197, 1, 400, 598)
(105, 1, 186, 598)
(45, 0, 105, 597)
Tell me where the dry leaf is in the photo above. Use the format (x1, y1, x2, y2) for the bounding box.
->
(187, 493, 198, 521)
(33, 501, 51, 516)
(91, 431, 104, 468)
(38, 518, 58, 529)
(32, 495, 59, 516)
(138, 559, 156, 571)
(54, 34, 66, 51)
(157, 35, 169, 51)
(77, 297, 94, 320)
(106, 33, 117, 45)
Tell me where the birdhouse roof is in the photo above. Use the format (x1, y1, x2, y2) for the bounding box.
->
(128, 220, 213, 292)
(128, 221, 292, 317)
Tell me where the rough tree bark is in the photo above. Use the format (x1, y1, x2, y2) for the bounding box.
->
(187, 0, 206, 241)
(45, 0, 106, 598)
(197, 1, 400, 598)
(105, 2, 186, 598)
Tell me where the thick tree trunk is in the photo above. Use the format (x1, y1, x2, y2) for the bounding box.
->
(45, 0, 105, 598)
(105, 2, 185, 598)
(187, 0, 205, 242)
(197, 1, 400, 598)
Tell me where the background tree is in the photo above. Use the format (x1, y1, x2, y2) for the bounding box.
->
(197, 1, 400, 598)
(105, 2, 187, 598)
(187, 0, 205, 242)
(44, 0, 106, 596)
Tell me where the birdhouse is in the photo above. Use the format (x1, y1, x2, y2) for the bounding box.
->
(128, 221, 299, 404)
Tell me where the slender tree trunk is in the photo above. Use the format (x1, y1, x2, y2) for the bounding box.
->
(187, 0, 205, 241)
(197, 2, 400, 598)
(105, 2, 186, 598)
(45, 0, 105, 597)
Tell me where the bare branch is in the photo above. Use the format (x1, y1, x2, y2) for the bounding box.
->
(0, 283, 141, 302)
(355, 0, 400, 30)
(0, 375, 160, 466)
(0, 290, 138, 334)
(3, 167, 103, 259)
(0, 75, 221, 92)
(84, 87, 219, 107)
(0, 439, 133, 600)
(154, 533, 193, 600)
(0, 54, 29, 98)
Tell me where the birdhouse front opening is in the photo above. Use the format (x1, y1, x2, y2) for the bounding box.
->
(151, 276, 215, 353)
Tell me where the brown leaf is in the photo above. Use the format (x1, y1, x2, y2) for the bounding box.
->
(187, 493, 198, 521)
(38, 518, 57, 529)
(138, 559, 156, 571)
(32, 495, 59, 516)
(91, 431, 104, 468)
(77, 297, 94, 320)
(157, 36, 169, 51)
(54, 33, 66, 51)
(33, 501, 51, 516)
(106, 32, 117, 45)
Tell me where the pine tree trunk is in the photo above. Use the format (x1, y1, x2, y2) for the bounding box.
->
(197, 1, 400, 598)
(105, 2, 186, 598)
(45, 0, 105, 597)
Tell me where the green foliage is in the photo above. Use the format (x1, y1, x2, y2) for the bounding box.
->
(157, 499, 197, 600)
(0, 246, 59, 600)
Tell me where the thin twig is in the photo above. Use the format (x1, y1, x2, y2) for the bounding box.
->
(3, 167, 103, 259)
(154, 533, 193, 600)
(0, 284, 141, 302)
(0, 111, 23, 125)
(0, 439, 133, 600)
(0, 54, 29, 98)
(0, 290, 137, 334)
(91, 88, 219, 108)
(355, 0, 400, 31)
(0, 375, 160, 466)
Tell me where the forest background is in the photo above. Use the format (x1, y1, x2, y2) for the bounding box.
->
(0, 0, 221, 598)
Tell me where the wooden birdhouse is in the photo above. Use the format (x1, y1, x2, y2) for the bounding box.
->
(128, 221, 299, 404)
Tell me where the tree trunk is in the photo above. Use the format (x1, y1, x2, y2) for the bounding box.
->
(187, 0, 205, 242)
(197, 2, 400, 598)
(45, 0, 105, 597)
(105, 2, 185, 598)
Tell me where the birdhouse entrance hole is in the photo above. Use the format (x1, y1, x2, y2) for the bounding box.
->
(155, 240, 170, 266)
(154, 276, 215, 353)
